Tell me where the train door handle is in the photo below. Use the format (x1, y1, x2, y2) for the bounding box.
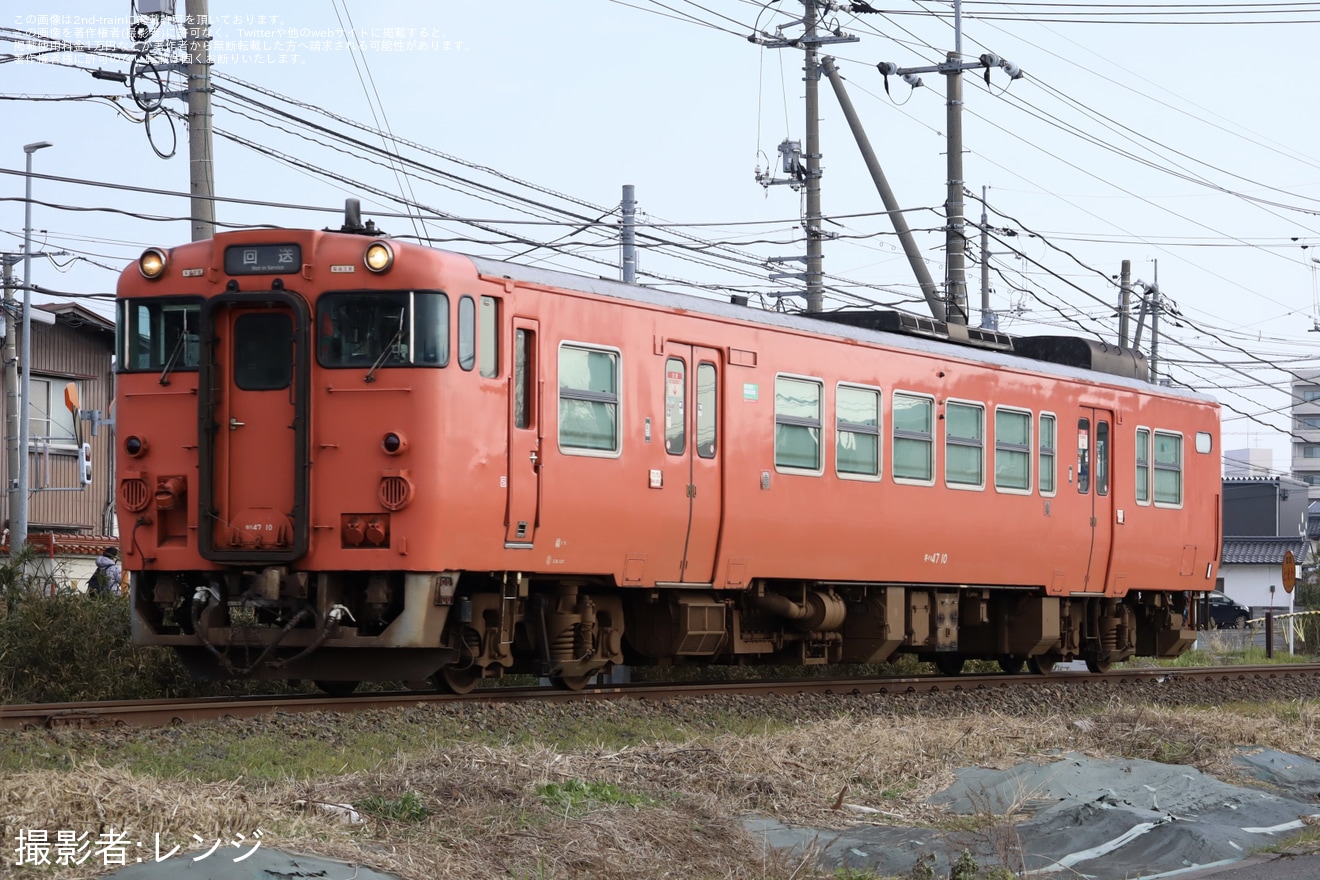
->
(229, 417, 245, 430)
(529, 450, 539, 465)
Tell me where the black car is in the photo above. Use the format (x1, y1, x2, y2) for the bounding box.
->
(1205, 591, 1252, 629)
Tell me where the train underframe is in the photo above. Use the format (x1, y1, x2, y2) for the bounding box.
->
(132, 566, 1202, 692)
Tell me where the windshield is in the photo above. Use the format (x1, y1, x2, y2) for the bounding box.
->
(316, 291, 449, 369)
(118, 298, 202, 372)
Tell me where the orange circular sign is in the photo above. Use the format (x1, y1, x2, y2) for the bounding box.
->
(1283, 550, 1296, 594)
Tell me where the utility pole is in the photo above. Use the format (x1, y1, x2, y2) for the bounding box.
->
(755, 2, 857, 312)
(802, 0, 823, 312)
(1, 257, 17, 548)
(1118, 259, 1132, 348)
(620, 184, 637, 284)
(877, 1, 1021, 325)
(978, 186, 996, 331)
(186, 0, 215, 241)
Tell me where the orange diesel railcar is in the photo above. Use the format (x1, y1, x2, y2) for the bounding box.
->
(117, 208, 1220, 692)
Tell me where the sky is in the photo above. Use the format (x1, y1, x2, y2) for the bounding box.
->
(6, 0, 1320, 473)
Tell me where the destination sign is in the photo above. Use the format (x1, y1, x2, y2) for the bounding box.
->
(224, 243, 302, 275)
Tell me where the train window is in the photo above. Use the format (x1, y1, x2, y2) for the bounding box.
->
(994, 407, 1031, 493)
(1153, 431, 1183, 506)
(1095, 421, 1110, 496)
(665, 358, 686, 455)
(479, 296, 499, 378)
(117, 298, 201, 373)
(774, 375, 822, 473)
(316, 291, 449, 369)
(458, 296, 475, 371)
(1136, 427, 1151, 504)
(1039, 414, 1056, 496)
(836, 384, 880, 479)
(696, 362, 716, 459)
(1076, 418, 1090, 493)
(945, 401, 984, 488)
(514, 328, 534, 430)
(892, 392, 934, 483)
(233, 312, 293, 391)
(558, 344, 620, 455)
(1196, 432, 1212, 454)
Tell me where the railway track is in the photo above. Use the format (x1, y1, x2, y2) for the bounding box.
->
(3, 663, 1315, 731)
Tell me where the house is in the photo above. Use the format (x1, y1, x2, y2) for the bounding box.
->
(0, 299, 117, 590)
(1218, 535, 1309, 618)
(1218, 477, 1309, 622)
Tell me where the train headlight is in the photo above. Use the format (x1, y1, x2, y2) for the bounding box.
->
(364, 241, 394, 273)
(124, 435, 149, 458)
(382, 432, 407, 455)
(138, 248, 167, 279)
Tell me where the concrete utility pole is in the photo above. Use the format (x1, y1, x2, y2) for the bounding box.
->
(802, 0, 823, 312)
(186, 0, 216, 241)
(1118, 259, 1132, 348)
(620, 184, 637, 284)
(979, 187, 996, 331)
(757, 2, 857, 312)
(876, 0, 1021, 326)
(1, 257, 17, 548)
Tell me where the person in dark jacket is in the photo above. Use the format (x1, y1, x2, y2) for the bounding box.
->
(90, 547, 122, 595)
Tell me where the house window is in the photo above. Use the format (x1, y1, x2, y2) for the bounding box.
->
(1303, 387, 1320, 403)
(558, 344, 620, 453)
(836, 384, 880, 478)
(775, 375, 822, 472)
(29, 377, 80, 449)
(1153, 430, 1183, 506)
(946, 401, 985, 488)
(994, 407, 1031, 492)
(1039, 414, 1056, 495)
(893, 392, 934, 482)
(1136, 428, 1150, 504)
(1299, 416, 1320, 431)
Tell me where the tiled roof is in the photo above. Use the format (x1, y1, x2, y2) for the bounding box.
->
(1, 534, 119, 557)
(1221, 536, 1311, 565)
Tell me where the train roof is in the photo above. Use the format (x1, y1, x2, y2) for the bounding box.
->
(466, 253, 1217, 407)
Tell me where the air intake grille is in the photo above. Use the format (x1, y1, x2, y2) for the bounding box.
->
(378, 474, 413, 511)
(120, 479, 150, 512)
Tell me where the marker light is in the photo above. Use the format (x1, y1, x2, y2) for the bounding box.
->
(382, 432, 407, 454)
(138, 248, 168, 279)
(124, 435, 149, 457)
(364, 242, 394, 273)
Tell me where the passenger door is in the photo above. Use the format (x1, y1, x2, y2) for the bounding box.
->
(505, 318, 541, 547)
(1075, 407, 1114, 592)
(662, 343, 723, 583)
(198, 292, 310, 562)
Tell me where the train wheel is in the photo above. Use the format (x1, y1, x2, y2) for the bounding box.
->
(998, 656, 1025, 675)
(550, 673, 595, 691)
(933, 654, 964, 676)
(1027, 654, 1060, 675)
(1084, 652, 1113, 674)
(437, 667, 481, 695)
(313, 680, 359, 697)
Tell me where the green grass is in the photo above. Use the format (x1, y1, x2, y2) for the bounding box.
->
(535, 778, 656, 815)
(355, 790, 430, 823)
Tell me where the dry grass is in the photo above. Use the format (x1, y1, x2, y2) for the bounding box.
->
(7, 691, 1320, 879)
